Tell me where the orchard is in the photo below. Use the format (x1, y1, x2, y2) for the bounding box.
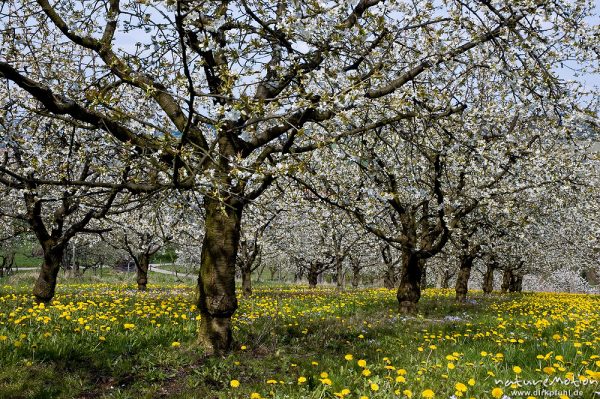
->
(0, 0, 598, 398)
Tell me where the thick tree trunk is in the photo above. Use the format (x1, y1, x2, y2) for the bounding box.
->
(482, 263, 495, 294)
(396, 251, 422, 314)
(33, 247, 65, 303)
(197, 197, 242, 355)
(455, 255, 473, 302)
(241, 268, 252, 297)
(136, 253, 150, 291)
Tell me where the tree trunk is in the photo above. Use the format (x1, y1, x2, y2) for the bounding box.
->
(509, 274, 523, 292)
(420, 260, 427, 290)
(482, 263, 495, 294)
(501, 268, 512, 293)
(335, 258, 344, 290)
(307, 267, 318, 288)
(241, 268, 252, 297)
(197, 196, 242, 355)
(136, 253, 150, 291)
(440, 268, 451, 288)
(33, 246, 65, 303)
(351, 265, 360, 288)
(455, 255, 473, 301)
(396, 251, 422, 314)
(383, 262, 396, 289)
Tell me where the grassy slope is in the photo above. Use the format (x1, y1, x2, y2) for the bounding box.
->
(0, 276, 598, 399)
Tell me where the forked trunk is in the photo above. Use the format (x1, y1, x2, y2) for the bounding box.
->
(455, 255, 473, 301)
(197, 196, 242, 355)
(136, 253, 150, 291)
(396, 251, 421, 314)
(33, 246, 64, 303)
(241, 268, 252, 297)
(482, 263, 495, 294)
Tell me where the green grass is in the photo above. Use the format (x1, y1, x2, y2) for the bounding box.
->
(0, 278, 598, 399)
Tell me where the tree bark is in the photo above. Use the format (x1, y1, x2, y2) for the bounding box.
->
(501, 268, 512, 293)
(455, 255, 474, 301)
(420, 259, 427, 290)
(33, 246, 65, 303)
(509, 274, 523, 292)
(396, 251, 422, 314)
(351, 265, 360, 288)
(197, 196, 242, 355)
(440, 267, 451, 288)
(482, 263, 495, 294)
(241, 268, 252, 297)
(335, 257, 344, 290)
(136, 253, 150, 291)
(307, 263, 318, 288)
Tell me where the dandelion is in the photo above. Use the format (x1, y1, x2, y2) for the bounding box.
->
(396, 375, 406, 383)
(320, 378, 332, 386)
(266, 379, 277, 384)
(491, 388, 503, 398)
(421, 389, 435, 398)
(455, 382, 467, 392)
(171, 341, 180, 347)
(123, 323, 135, 330)
(357, 359, 367, 368)
(320, 372, 328, 378)
(362, 369, 372, 377)
(250, 393, 261, 399)
(297, 376, 307, 384)
(513, 366, 522, 374)
(404, 389, 413, 398)
(230, 380, 240, 388)
(345, 354, 353, 361)
(468, 378, 476, 386)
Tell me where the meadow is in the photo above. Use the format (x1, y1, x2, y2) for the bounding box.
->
(0, 271, 598, 399)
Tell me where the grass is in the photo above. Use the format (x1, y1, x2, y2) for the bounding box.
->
(0, 275, 598, 399)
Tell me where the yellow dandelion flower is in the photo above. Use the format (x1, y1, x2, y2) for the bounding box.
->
(345, 354, 353, 361)
(297, 376, 307, 384)
(421, 389, 435, 398)
(358, 359, 367, 368)
(370, 383, 379, 391)
(491, 388, 503, 398)
(230, 380, 240, 388)
(513, 366, 522, 374)
(455, 382, 467, 392)
(362, 369, 372, 377)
